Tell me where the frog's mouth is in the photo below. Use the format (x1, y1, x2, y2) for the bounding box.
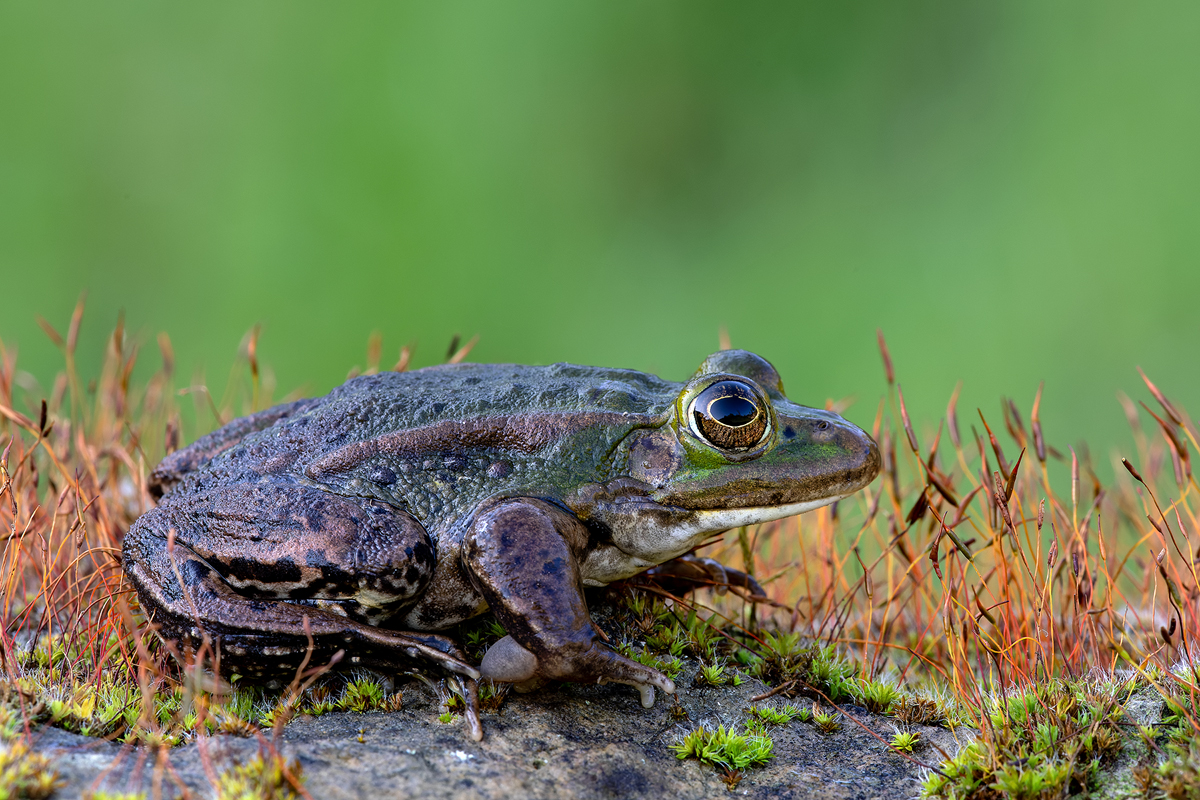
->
(686, 494, 849, 532)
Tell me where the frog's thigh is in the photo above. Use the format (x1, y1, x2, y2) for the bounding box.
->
(462, 498, 674, 704)
(123, 487, 474, 678)
(178, 483, 436, 618)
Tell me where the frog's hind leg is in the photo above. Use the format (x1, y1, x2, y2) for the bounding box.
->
(122, 484, 481, 683)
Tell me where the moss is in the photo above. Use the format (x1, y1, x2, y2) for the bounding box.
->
(893, 696, 947, 727)
(615, 641, 683, 681)
(923, 678, 1128, 800)
(812, 707, 842, 734)
(851, 678, 901, 714)
(671, 724, 774, 772)
(890, 730, 920, 753)
(1131, 677, 1200, 799)
(749, 702, 807, 725)
(478, 681, 509, 713)
(741, 635, 856, 703)
(0, 738, 62, 799)
(214, 752, 304, 800)
(694, 662, 730, 688)
(336, 677, 387, 713)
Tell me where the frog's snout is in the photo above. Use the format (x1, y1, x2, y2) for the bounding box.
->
(852, 426, 882, 489)
(825, 415, 882, 493)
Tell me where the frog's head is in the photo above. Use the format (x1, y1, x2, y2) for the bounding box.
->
(574, 350, 880, 584)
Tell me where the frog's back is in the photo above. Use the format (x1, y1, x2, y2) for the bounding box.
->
(150, 361, 677, 509)
(312, 361, 678, 437)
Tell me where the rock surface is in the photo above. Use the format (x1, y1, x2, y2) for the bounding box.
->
(28, 663, 965, 800)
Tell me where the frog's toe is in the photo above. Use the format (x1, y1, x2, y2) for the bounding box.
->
(442, 658, 482, 681)
(480, 635, 672, 708)
(456, 676, 484, 741)
(601, 672, 675, 707)
(641, 554, 767, 599)
(397, 632, 482, 681)
(479, 635, 537, 683)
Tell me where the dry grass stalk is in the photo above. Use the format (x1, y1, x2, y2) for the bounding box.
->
(2, 310, 1198, 796)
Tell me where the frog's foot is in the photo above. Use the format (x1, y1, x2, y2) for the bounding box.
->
(640, 553, 766, 599)
(480, 635, 674, 708)
(397, 633, 480, 679)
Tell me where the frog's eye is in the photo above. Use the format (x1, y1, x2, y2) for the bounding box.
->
(689, 380, 768, 450)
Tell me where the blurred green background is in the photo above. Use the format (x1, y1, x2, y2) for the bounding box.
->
(1, 2, 1197, 469)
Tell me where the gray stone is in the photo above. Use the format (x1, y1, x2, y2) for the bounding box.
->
(26, 661, 963, 800)
(1092, 685, 1163, 800)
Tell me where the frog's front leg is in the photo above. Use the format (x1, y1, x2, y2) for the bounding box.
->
(639, 553, 766, 599)
(462, 498, 675, 707)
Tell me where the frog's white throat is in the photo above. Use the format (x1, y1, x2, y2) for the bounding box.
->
(579, 493, 848, 586)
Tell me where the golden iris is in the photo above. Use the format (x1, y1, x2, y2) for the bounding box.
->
(691, 380, 767, 450)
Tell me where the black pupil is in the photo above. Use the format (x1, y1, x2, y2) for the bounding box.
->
(708, 395, 758, 427)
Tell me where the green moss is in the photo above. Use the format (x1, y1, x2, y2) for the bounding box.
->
(478, 681, 508, 713)
(615, 642, 683, 681)
(745, 636, 855, 703)
(671, 724, 774, 772)
(749, 702, 807, 725)
(683, 610, 721, 661)
(923, 679, 1126, 800)
(0, 738, 62, 799)
(644, 622, 687, 657)
(214, 752, 304, 800)
(694, 662, 729, 687)
(890, 730, 920, 753)
(336, 677, 387, 713)
(851, 678, 900, 714)
(812, 708, 842, 734)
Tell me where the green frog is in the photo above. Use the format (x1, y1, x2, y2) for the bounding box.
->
(122, 349, 879, 738)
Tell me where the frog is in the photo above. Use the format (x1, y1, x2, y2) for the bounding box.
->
(122, 349, 879, 739)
